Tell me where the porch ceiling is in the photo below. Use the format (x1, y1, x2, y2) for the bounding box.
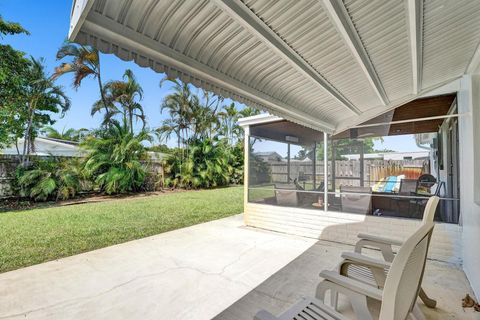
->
(69, 0, 480, 133)
(333, 93, 457, 139)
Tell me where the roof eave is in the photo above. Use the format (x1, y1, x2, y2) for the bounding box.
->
(237, 114, 283, 128)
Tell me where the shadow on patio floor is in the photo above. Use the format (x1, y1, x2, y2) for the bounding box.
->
(213, 238, 478, 320)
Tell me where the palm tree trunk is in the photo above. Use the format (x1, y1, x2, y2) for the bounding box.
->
(22, 101, 36, 166)
(96, 68, 109, 115)
(129, 109, 134, 135)
(15, 139, 20, 157)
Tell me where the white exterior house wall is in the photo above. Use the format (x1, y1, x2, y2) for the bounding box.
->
(458, 75, 480, 297)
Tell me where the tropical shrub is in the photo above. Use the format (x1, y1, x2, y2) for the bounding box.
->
(81, 122, 151, 194)
(229, 142, 244, 185)
(15, 157, 84, 201)
(163, 138, 235, 189)
(249, 152, 272, 185)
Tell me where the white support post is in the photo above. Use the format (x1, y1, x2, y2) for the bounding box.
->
(324, 133, 328, 212)
(243, 126, 250, 224)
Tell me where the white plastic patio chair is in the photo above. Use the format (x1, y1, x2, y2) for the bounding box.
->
(254, 222, 435, 320)
(343, 196, 439, 309)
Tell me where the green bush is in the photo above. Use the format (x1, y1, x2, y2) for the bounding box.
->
(16, 157, 84, 201)
(81, 122, 151, 194)
(229, 142, 244, 185)
(163, 137, 238, 189)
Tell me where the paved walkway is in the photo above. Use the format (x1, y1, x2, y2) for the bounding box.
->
(0, 215, 316, 320)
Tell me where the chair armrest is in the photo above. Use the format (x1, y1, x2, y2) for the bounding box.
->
(254, 310, 278, 320)
(357, 232, 404, 246)
(319, 270, 383, 301)
(341, 252, 391, 269)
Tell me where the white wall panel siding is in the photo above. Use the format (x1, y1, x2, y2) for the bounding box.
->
(343, 0, 413, 101)
(422, 0, 480, 89)
(245, 203, 462, 264)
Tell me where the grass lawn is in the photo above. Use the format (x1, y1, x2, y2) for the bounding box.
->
(0, 186, 243, 273)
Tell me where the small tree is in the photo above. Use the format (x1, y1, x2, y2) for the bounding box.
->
(20, 58, 70, 166)
(82, 122, 152, 194)
(0, 16, 31, 150)
(92, 69, 146, 133)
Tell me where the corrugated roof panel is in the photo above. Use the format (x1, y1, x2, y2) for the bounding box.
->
(422, 0, 480, 88)
(243, 0, 383, 111)
(70, 0, 480, 132)
(344, 0, 413, 101)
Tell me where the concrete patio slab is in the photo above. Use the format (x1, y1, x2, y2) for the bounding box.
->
(215, 235, 479, 320)
(0, 215, 316, 320)
(0, 214, 477, 319)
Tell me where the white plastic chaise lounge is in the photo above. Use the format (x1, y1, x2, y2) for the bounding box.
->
(341, 196, 439, 309)
(254, 222, 435, 320)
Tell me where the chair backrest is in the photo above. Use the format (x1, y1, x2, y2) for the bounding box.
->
(340, 185, 372, 214)
(379, 222, 435, 320)
(275, 184, 298, 206)
(421, 196, 440, 224)
(398, 179, 417, 195)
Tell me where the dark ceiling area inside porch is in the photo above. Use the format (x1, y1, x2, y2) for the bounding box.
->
(333, 94, 457, 140)
(250, 120, 325, 145)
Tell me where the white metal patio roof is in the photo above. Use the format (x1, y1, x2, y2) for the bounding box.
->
(69, 0, 480, 133)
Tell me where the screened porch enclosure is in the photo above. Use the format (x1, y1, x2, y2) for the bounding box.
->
(246, 95, 460, 224)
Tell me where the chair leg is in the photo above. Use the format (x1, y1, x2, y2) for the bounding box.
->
(316, 280, 373, 320)
(410, 303, 426, 320)
(331, 290, 339, 310)
(419, 287, 437, 308)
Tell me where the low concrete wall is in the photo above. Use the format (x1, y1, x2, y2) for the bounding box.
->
(0, 155, 165, 198)
(0, 155, 20, 198)
(244, 202, 462, 264)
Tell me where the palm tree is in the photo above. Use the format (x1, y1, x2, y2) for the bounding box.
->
(238, 106, 260, 118)
(82, 122, 152, 194)
(0, 15, 29, 36)
(219, 102, 239, 144)
(92, 69, 145, 134)
(158, 78, 226, 145)
(52, 40, 108, 114)
(195, 90, 223, 139)
(237, 106, 260, 141)
(159, 78, 195, 148)
(42, 126, 89, 141)
(22, 58, 71, 166)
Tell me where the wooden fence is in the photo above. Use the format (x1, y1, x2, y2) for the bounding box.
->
(262, 159, 428, 188)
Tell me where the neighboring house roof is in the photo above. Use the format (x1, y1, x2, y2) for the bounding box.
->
(40, 137, 80, 146)
(253, 151, 283, 161)
(1, 137, 81, 157)
(253, 151, 281, 157)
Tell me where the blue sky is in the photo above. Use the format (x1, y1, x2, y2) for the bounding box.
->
(0, 0, 421, 152)
(0, 0, 243, 147)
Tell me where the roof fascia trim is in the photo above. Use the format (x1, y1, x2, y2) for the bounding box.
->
(238, 114, 283, 127)
(68, 0, 95, 40)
